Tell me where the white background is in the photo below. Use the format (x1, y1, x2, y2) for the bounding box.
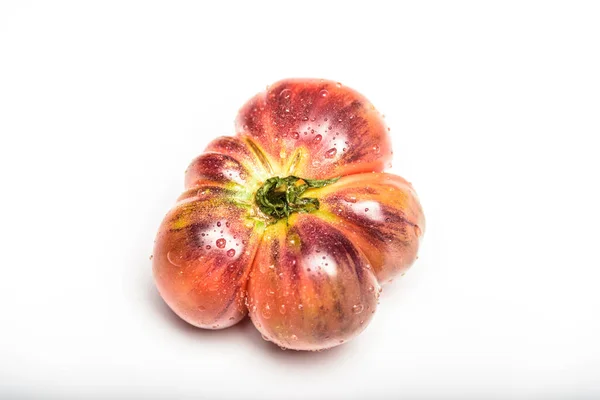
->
(1, 1, 599, 399)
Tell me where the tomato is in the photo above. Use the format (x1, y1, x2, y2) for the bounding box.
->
(152, 79, 425, 351)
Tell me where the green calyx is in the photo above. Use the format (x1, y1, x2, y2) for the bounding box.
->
(255, 175, 339, 220)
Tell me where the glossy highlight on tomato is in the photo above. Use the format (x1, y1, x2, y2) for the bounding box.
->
(152, 79, 425, 351)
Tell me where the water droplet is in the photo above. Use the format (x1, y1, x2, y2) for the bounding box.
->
(319, 89, 328, 98)
(279, 88, 291, 99)
(216, 238, 226, 249)
(339, 339, 344, 344)
(149, 254, 153, 260)
(291, 131, 299, 139)
(325, 148, 337, 158)
(373, 145, 380, 154)
(229, 316, 235, 321)
(335, 82, 342, 88)
(298, 304, 304, 310)
(313, 134, 322, 143)
(226, 221, 230, 227)
(352, 304, 364, 314)
(266, 289, 275, 296)
(262, 304, 272, 319)
(414, 225, 422, 237)
(262, 334, 270, 341)
(198, 305, 206, 311)
(205, 245, 212, 250)
(216, 221, 221, 227)
(166, 251, 181, 266)
(290, 334, 298, 341)
(368, 285, 375, 293)
(285, 108, 290, 113)
(347, 196, 357, 203)
(364, 207, 369, 212)
(227, 249, 236, 257)
(279, 304, 286, 314)
(312, 160, 321, 167)
(279, 150, 286, 158)
(360, 320, 364, 325)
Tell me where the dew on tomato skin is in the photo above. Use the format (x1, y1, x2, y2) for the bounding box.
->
(149, 254, 153, 260)
(373, 145, 380, 154)
(262, 304, 273, 319)
(335, 82, 342, 88)
(298, 304, 304, 310)
(279, 150, 287, 158)
(262, 334, 270, 341)
(414, 225, 422, 237)
(279, 88, 292, 99)
(319, 89, 328, 98)
(279, 304, 287, 315)
(313, 134, 322, 143)
(352, 304, 365, 314)
(365, 208, 369, 212)
(360, 320, 364, 325)
(347, 196, 357, 203)
(227, 249, 236, 257)
(368, 285, 375, 293)
(216, 238, 226, 249)
(229, 317, 235, 321)
(325, 148, 337, 158)
(291, 131, 300, 139)
(290, 334, 298, 341)
(166, 251, 182, 266)
(266, 289, 275, 296)
(198, 305, 206, 311)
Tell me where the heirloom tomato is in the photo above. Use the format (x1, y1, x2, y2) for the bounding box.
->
(153, 79, 425, 351)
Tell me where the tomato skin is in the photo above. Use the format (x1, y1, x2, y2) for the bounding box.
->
(309, 173, 425, 283)
(152, 186, 263, 329)
(235, 79, 392, 179)
(152, 79, 425, 349)
(246, 214, 380, 351)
